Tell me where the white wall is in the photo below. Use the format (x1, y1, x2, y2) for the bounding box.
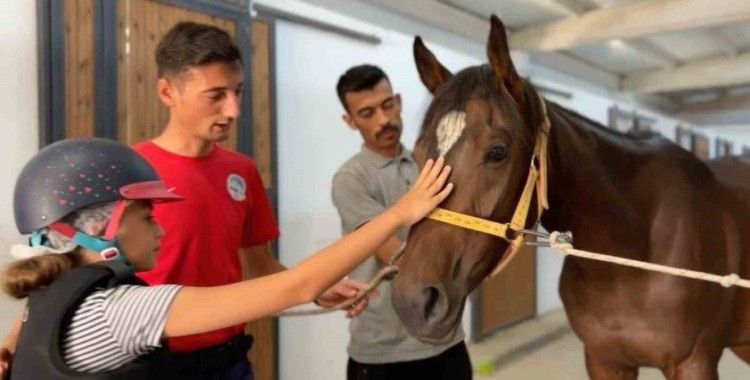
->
(0, 0, 40, 332)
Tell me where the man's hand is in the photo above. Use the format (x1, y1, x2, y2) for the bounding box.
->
(316, 278, 378, 318)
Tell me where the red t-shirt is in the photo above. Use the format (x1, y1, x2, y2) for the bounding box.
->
(133, 142, 279, 352)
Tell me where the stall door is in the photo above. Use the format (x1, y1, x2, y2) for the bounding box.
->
(475, 242, 536, 338)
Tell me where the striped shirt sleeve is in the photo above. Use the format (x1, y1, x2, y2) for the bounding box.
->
(62, 284, 181, 373)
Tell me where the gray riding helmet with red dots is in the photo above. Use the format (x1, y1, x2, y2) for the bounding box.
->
(14, 137, 182, 234)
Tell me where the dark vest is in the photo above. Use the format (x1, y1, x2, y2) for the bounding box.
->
(10, 261, 177, 379)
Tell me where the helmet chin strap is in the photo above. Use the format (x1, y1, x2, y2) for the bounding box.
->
(47, 200, 131, 265)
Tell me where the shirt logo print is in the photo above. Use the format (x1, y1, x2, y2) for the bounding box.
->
(226, 174, 247, 201)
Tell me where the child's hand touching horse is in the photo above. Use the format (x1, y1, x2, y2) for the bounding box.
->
(388, 157, 453, 227)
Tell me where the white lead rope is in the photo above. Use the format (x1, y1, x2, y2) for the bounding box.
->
(545, 231, 750, 289)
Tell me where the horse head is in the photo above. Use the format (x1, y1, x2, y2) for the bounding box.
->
(392, 15, 548, 343)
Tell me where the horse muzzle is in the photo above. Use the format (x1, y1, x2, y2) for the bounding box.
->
(392, 276, 464, 344)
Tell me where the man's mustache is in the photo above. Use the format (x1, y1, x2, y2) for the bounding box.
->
(376, 124, 400, 138)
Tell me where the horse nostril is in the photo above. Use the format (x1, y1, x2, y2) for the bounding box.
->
(422, 286, 441, 321)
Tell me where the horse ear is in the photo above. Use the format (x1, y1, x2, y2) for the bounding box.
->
(487, 15, 525, 107)
(414, 36, 452, 94)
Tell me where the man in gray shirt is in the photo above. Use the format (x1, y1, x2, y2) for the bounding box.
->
(332, 65, 472, 380)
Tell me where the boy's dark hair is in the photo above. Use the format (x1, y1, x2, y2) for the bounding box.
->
(336, 65, 390, 111)
(156, 22, 242, 78)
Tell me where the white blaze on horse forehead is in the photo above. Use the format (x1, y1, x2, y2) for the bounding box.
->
(436, 111, 467, 157)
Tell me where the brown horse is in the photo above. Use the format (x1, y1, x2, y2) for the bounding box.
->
(391, 15, 750, 379)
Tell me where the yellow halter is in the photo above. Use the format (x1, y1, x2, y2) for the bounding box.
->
(425, 96, 550, 277)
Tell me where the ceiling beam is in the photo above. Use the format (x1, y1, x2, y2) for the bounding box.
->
(542, 0, 680, 68)
(510, 0, 750, 52)
(529, 0, 589, 17)
(621, 51, 750, 93)
(530, 52, 619, 90)
(620, 39, 680, 68)
(706, 30, 739, 58)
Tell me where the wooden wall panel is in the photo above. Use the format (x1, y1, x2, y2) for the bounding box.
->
(117, 0, 238, 149)
(251, 20, 273, 188)
(245, 20, 276, 380)
(246, 19, 275, 380)
(64, 0, 95, 137)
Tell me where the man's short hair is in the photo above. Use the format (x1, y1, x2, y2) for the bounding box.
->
(336, 65, 390, 112)
(156, 22, 242, 78)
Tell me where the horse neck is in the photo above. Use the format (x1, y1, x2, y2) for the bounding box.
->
(539, 105, 651, 258)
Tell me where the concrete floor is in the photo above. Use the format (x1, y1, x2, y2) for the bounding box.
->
(467, 309, 750, 379)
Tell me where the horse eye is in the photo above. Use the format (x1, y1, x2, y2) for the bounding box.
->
(485, 145, 507, 162)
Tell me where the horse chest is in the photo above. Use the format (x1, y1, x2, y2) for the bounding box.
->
(559, 262, 722, 366)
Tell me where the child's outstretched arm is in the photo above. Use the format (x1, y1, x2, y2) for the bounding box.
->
(163, 158, 452, 337)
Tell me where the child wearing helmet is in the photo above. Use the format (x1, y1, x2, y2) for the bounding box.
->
(1, 137, 452, 378)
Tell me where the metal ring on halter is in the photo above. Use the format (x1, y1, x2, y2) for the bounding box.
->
(530, 153, 540, 170)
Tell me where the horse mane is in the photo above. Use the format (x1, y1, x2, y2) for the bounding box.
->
(543, 91, 719, 193)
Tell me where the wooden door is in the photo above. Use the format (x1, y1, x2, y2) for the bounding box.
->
(62, 0, 95, 137)
(474, 242, 536, 338)
(242, 17, 277, 380)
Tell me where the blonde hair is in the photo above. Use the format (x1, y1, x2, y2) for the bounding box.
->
(2, 202, 115, 299)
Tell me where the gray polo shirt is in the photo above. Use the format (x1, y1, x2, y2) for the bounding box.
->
(331, 144, 465, 364)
